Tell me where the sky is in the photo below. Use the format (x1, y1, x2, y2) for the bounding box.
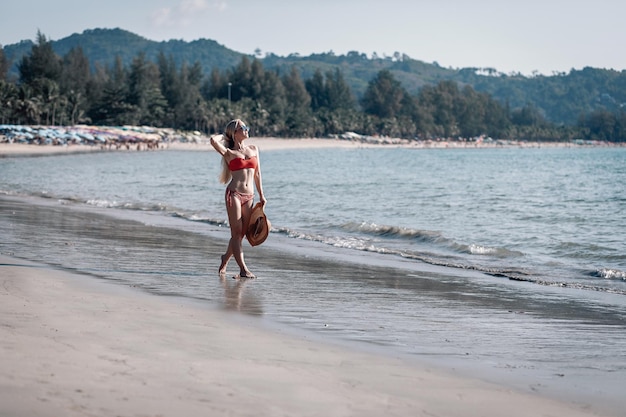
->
(1, 0, 624, 76)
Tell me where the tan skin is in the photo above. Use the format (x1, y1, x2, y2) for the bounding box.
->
(210, 121, 266, 278)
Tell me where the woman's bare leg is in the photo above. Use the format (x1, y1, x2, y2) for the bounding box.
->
(225, 196, 255, 278)
(218, 243, 232, 275)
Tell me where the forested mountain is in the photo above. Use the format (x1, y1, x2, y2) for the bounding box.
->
(3, 28, 243, 81)
(4, 28, 626, 126)
(1, 28, 625, 141)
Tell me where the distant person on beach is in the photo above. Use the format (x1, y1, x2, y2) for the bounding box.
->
(210, 119, 266, 278)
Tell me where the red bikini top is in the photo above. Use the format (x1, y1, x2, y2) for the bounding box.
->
(228, 156, 258, 171)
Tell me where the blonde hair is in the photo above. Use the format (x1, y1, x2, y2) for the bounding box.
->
(218, 119, 244, 184)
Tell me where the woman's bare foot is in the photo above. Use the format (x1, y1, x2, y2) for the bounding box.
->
(238, 270, 256, 279)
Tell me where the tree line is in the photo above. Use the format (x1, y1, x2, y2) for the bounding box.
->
(1, 32, 624, 142)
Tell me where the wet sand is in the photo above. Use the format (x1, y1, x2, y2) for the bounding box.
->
(0, 254, 612, 417)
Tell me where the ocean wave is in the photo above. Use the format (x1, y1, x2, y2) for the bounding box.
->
(171, 212, 228, 228)
(85, 198, 169, 212)
(273, 224, 626, 296)
(2, 188, 170, 213)
(508, 274, 626, 295)
(467, 243, 524, 258)
(14, 189, 226, 226)
(274, 225, 531, 281)
(594, 268, 626, 281)
(468, 244, 499, 255)
(342, 222, 444, 243)
(86, 198, 121, 208)
(341, 221, 523, 259)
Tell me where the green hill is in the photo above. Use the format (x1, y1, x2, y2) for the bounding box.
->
(3, 28, 626, 125)
(3, 28, 244, 80)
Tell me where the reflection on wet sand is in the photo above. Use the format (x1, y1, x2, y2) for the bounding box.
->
(220, 275, 263, 315)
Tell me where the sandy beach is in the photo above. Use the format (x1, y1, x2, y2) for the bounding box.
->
(0, 254, 613, 417)
(2, 130, 624, 416)
(0, 138, 370, 157)
(2, 135, 616, 158)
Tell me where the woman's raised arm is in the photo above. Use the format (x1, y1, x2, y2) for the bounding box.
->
(210, 134, 227, 156)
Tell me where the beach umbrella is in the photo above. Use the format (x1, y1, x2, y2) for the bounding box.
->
(64, 133, 82, 142)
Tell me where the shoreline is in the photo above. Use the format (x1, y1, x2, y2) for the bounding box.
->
(2, 136, 622, 157)
(0, 254, 614, 417)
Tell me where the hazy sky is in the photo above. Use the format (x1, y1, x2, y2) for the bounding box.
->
(2, 0, 623, 75)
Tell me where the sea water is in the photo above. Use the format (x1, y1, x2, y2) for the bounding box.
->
(3, 146, 624, 292)
(1, 145, 625, 412)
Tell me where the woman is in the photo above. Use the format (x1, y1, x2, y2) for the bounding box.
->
(210, 119, 266, 278)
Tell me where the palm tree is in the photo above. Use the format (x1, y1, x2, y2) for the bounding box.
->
(0, 81, 18, 123)
(16, 86, 41, 124)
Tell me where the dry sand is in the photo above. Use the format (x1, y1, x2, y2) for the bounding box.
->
(0, 255, 611, 417)
(1, 136, 603, 158)
(0, 137, 380, 157)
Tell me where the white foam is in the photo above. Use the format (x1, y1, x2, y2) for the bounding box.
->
(469, 244, 498, 255)
(597, 268, 626, 280)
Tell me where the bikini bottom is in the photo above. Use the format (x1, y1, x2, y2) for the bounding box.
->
(225, 188, 254, 207)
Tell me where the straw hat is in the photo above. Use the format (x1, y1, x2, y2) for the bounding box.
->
(246, 202, 271, 246)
